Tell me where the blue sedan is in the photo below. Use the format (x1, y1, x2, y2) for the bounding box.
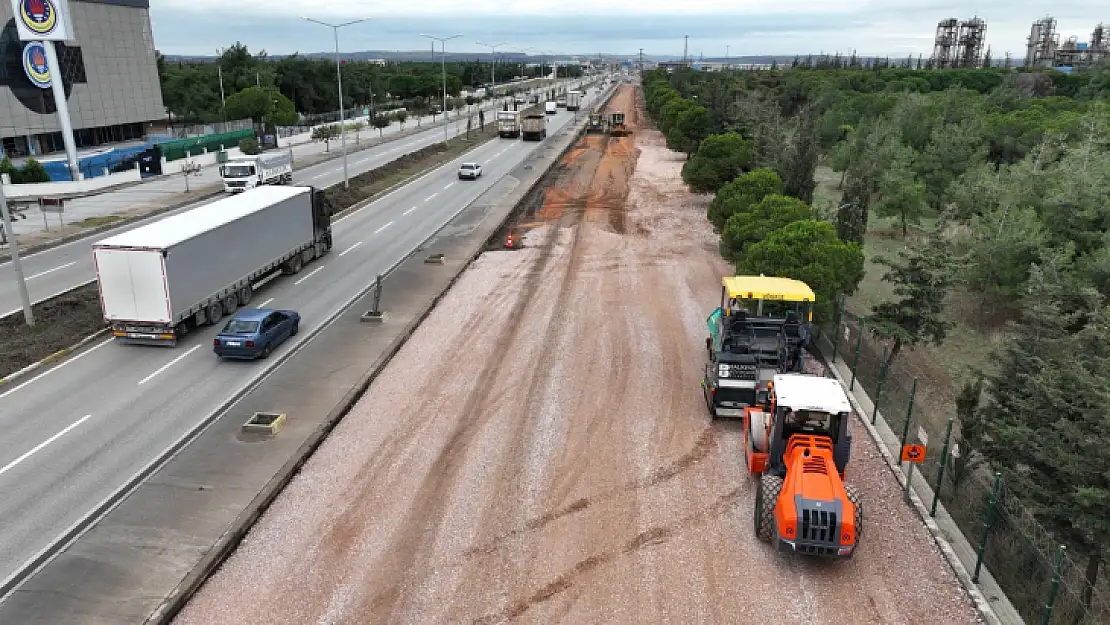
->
(213, 308, 300, 360)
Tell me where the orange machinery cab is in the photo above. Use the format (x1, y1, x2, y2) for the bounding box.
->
(746, 373, 861, 558)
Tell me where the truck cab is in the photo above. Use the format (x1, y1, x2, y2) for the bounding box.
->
(545, 101, 557, 115)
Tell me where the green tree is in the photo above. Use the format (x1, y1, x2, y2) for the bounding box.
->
(224, 87, 298, 125)
(680, 132, 754, 194)
(311, 124, 338, 152)
(372, 114, 391, 138)
(238, 137, 260, 155)
(836, 173, 871, 245)
(782, 107, 819, 203)
(872, 151, 928, 237)
(960, 204, 1047, 304)
(668, 104, 711, 156)
(707, 167, 783, 231)
(737, 220, 865, 318)
(867, 232, 955, 362)
(18, 158, 50, 183)
(720, 194, 813, 261)
(395, 110, 408, 129)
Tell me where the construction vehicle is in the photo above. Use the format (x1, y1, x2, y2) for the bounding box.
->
(608, 112, 630, 136)
(744, 373, 861, 558)
(702, 276, 814, 418)
(521, 114, 547, 141)
(497, 110, 521, 138)
(585, 110, 606, 134)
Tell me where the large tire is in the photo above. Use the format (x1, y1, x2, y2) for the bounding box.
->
(259, 343, 273, 359)
(845, 483, 863, 541)
(206, 301, 223, 326)
(755, 474, 783, 543)
(237, 284, 253, 307)
(749, 410, 769, 453)
(222, 294, 238, 316)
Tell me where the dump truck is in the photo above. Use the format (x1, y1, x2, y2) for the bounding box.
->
(220, 150, 293, 193)
(608, 112, 630, 136)
(93, 186, 333, 346)
(521, 114, 547, 141)
(702, 276, 814, 418)
(585, 111, 606, 133)
(744, 373, 862, 558)
(497, 110, 521, 138)
(566, 90, 582, 111)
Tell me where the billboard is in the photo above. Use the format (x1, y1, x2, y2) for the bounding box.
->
(9, 0, 73, 42)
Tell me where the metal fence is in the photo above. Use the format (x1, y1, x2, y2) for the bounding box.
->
(164, 118, 253, 139)
(816, 301, 1108, 625)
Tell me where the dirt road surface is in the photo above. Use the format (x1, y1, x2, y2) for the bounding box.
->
(175, 86, 980, 625)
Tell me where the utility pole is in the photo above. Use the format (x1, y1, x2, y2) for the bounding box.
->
(638, 48, 644, 76)
(0, 182, 34, 326)
(421, 33, 464, 145)
(683, 34, 689, 65)
(726, 45, 730, 68)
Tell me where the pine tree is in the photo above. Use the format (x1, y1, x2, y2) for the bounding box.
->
(783, 107, 819, 203)
(836, 173, 870, 245)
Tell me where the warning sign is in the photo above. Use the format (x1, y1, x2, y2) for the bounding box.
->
(901, 444, 926, 463)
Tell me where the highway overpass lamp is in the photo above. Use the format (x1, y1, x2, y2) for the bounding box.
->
(421, 33, 463, 145)
(304, 16, 370, 190)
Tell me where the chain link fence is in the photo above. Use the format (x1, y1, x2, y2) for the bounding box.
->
(816, 302, 1108, 625)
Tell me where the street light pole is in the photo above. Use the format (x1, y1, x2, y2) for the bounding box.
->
(421, 33, 463, 145)
(0, 182, 33, 326)
(304, 16, 369, 190)
(476, 41, 508, 96)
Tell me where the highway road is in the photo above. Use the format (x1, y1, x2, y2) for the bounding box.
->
(0, 85, 610, 592)
(0, 78, 594, 317)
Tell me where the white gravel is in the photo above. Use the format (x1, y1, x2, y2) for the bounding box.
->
(174, 89, 981, 625)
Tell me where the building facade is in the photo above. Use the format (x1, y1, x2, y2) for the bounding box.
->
(0, 0, 164, 157)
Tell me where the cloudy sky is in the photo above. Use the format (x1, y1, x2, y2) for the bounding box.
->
(150, 0, 1108, 60)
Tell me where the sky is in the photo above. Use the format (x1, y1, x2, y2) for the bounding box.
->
(150, 0, 1109, 60)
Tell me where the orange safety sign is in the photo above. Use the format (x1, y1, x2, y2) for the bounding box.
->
(901, 444, 927, 463)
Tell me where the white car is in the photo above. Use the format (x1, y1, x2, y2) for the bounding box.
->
(458, 162, 482, 180)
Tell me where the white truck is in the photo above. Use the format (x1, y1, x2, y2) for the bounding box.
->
(566, 90, 582, 111)
(497, 110, 521, 138)
(220, 150, 294, 193)
(545, 101, 557, 115)
(93, 186, 333, 346)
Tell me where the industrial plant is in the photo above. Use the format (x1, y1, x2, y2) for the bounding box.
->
(1025, 17, 1108, 69)
(931, 17, 988, 68)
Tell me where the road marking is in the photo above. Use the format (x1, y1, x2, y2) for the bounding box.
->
(403, 206, 417, 216)
(26, 262, 76, 281)
(138, 344, 201, 386)
(338, 241, 362, 256)
(0, 338, 112, 400)
(374, 221, 394, 235)
(424, 193, 438, 202)
(256, 297, 274, 309)
(0, 415, 92, 478)
(443, 182, 454, 189)
(312, 173, 328, 180)
(293, 265, 326, 286)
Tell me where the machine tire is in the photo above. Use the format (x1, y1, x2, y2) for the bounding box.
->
(755, 474, 783, 543)
(238, 284, 252, 307)
(749, 409, 769, 453)
(703, 384, 716, 418)
(222, 294, 238, 316)
(206, 301, 223, 325)
(291, 321, 299, 336)
(845, 483, 863, 540)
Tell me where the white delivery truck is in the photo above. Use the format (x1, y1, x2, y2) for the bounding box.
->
(497, 110, 521, 138)
(566, 90, 582, 111)
(220, 150, 294, 193)
(93, 186, 333, 346)
(545, 101, 557, 115)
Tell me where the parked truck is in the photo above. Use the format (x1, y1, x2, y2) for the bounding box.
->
(521, 114, 547, 141)
(497, 110, 521, 138)
(93, 186, 333, 346)
(566, 90, 582, 111)
(220, 150, 294, 193)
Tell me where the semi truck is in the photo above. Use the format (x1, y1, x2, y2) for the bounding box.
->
(545, 101, 557, 115)
(497, 110, 521, 138)
(220, 151, 294, 193)
(521, 114, 547, 141)
(93, 186, 333, 346)
(566, 90, 582, 111)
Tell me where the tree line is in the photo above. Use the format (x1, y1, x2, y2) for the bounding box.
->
(157, 43, 584, 126)
(644, 63, 1110, 619)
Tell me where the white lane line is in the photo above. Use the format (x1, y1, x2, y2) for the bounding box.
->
(138, 344, 201, 386)
(0, 338, 112, 400)
(374, 221, 394, 235)
(293, 265, 326, 286)
(312, 173, 328, 180)
(256, 297, 274, 309)
(0, 414, 92, 478)
(338, 241, 363, 256)
(443, 182, 454, 189)
(424, 193, 438, 202)
(26, 262, 76, 281)
(403, 206, 417, 216)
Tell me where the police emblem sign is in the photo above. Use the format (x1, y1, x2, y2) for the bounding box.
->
(22, 41, 51, 88)
(9, 0, 73, 42)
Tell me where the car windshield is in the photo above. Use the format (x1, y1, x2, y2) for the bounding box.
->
(223, 319, 260, 334)
(223, 165, 254, 178)
(461, 164, 476, 170)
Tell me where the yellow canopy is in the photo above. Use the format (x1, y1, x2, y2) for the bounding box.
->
(722, 276, 816, 302)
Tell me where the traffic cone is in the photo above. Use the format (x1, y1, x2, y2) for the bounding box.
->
(505, 232, 515, 248)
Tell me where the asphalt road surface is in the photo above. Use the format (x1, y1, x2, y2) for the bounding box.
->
(0, 87, 608, 590)
(0, 79, 592, 317)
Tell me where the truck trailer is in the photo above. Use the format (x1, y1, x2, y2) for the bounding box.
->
(497, 110, 521, 138)
(220, 150, 294, 193)
(566, 90, 582, 111)
(93, 186, 333, 346)
(521, 114, 547, 141)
